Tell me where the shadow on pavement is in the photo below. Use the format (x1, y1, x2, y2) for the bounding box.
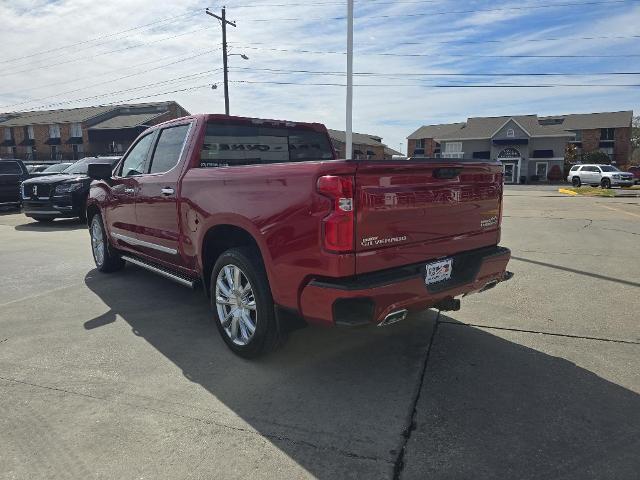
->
(14, 218, 85, 232)
(512, 255, 640, 288)
(402, 316, 640, 479)
(82, 268, 640, 479)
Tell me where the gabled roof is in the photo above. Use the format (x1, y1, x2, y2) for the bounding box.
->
(539, 111, 632, 129)
(0, 101, 182, 127)
(436, 115, 573, 141)
(409, 110, 633, 143)
(384, 146, 403, 157)
(407, 122, 465, 140)
(327, 129, 386, 147)
(89, 112, 167, 130)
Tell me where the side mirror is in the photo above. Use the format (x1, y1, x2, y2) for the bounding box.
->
(88, 163, 113, 180)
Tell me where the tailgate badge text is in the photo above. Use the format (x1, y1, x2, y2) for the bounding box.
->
(361, 235, 407, 248)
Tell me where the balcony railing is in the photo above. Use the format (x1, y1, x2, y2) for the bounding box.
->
(435, 152, 464, 159)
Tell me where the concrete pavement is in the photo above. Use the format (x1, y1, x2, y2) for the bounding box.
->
(0, 187, 638, 479)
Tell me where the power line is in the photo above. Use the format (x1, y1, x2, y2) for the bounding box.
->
(0, 50, 220, 109)
(236, 45, 640, 58)
(229, 33, 640, 49)
(0, 49, 213, 98)
(0, 9, 200, 65)
(230, 66, 640, 77)
(0, 27, 211, 78)
(239, 0, 640, 21)
(230, 79, 640, 87)
(7, 71, 222, 112)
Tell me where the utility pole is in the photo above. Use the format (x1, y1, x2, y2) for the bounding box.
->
(206, 7, 236, 116)
(345, 0, 354, 160)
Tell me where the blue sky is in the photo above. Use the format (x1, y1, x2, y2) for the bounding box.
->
(1, 0, 639, 152)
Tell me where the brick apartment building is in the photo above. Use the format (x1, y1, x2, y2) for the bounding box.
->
(328, 129, 401, 160)
(0, 101, 189, 162)
(407, 111, 633, 183)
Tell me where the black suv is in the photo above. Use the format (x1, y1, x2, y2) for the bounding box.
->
(21, 156, 120, 222)
(0, 158, 29, 209)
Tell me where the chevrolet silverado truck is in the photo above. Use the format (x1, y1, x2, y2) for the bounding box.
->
(86, 114, 512, 357)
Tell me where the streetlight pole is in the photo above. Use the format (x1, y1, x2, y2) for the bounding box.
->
(345, 0, 354, 160)
(206, 7, 237, 115)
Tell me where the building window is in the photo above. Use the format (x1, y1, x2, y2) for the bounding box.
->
(27, 125, 34, 139)
(444, 142, 462, 153)
(50, 145, 59, 160)
(72, 144, 84, 160)
(70, 123, 82, 138)
(506, 128, 515, 138)
(601, 128, 615, 141)
(571, 130, 582, 142)
(25, 146, 33, 160)
(415, 139, 425, 149)
(3, 128, 12, 141)
(49, 124, 61, 138)
(498, 147, 521, 159)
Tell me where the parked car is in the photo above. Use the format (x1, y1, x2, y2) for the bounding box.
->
(28, 162, 73, 178)
(21, 156, 120, 222)
(26, 164, 50, 174)
(0, 158, 29, 208)
(567, 164, 635, 188)
(86, 114, 512, 358)
(627, 165, 640, 185)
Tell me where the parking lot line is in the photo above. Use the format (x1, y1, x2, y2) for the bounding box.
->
(599, 204, 640, 219)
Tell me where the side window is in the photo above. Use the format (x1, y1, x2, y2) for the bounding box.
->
(148, 124, 190, 174)
(119, 134, 155, 177)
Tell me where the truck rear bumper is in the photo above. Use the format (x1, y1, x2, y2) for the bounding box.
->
(299, 245, 511, 327)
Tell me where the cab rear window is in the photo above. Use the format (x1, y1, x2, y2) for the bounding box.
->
(0, 161, 22, 174)
(199, 123, 334, 168)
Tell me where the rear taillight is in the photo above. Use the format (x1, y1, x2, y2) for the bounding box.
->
(317, 175, 355, 253)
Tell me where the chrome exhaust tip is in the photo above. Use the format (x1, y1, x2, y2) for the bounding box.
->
(378, 309, 408, 327)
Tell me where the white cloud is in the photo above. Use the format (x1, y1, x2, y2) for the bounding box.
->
(1, 0, 638, 153)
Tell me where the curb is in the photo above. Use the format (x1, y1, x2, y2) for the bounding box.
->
(558, 188, 578, 196)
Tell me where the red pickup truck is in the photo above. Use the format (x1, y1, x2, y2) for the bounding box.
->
(86, 114, 512, 357)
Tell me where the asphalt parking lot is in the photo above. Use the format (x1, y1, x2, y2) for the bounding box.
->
(1, 186, 639, 479)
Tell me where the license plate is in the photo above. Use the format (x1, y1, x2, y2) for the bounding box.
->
(425, 258, 453, 285)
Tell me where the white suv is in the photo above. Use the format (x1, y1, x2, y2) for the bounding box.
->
(567, 164, 635, 188)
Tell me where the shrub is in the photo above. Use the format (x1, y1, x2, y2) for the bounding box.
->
(547, 165, 563, 181)
(583, 151, 611, 164)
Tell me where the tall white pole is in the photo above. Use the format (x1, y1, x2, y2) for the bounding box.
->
(346, 0, 354, 160)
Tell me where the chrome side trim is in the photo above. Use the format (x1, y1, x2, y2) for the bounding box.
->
(24, 210, 60, 214)
(112, 232, 178, 255)
(121, 255, 195, 288)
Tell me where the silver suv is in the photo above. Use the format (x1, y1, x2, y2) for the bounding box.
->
(567, 164, 635, 188)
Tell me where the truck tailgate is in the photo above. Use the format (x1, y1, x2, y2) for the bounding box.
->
(354, 160, 503, 274)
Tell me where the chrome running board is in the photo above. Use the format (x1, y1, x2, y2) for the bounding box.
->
(121, 255, 197, 289)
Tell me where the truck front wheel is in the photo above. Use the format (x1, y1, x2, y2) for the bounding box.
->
(89, 214, 125, 273)
(210, 247, 284, 358)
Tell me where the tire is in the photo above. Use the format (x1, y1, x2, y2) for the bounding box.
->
(210, 247, 284, 358)
(89, 213, 125, 273)
(601, 178, 611, 189)
(31, 216, 54, 223)
(571, 176, 581, 187)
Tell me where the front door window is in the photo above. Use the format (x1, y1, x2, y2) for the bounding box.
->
(503, 163, 516, 183)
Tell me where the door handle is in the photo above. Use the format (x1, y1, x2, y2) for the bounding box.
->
(124, 188, 135, 194)
(161, 187, 175, 196)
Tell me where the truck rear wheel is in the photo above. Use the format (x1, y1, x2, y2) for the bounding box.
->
(210, 247, 284, 358)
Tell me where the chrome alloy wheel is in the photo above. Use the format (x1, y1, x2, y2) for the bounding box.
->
(90, 217, 105, 267)
(215, 265, 257, 346)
